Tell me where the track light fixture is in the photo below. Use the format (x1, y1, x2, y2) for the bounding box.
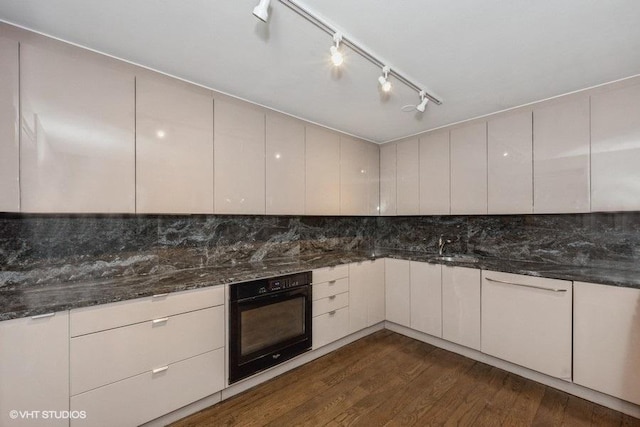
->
(416, 90, 429, 112)
(253, 0, 271, 22)
(330, 32, 344, 66)
(378, 65, 392, 92)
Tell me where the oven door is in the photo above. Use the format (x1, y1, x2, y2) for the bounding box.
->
(229, 285, 312, 384)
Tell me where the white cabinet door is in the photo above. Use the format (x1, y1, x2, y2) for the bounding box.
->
(450, 123, 487, 214)
(349, 259, 385, 333)
(313, 307, 350, 349)
(442, 266, 481, 350)
(419, 131, 450, 215)
(136, 75, 214, 214)
(20, 43, 135, 213)
(379, 142, 397, 215)
(366, 143, 380, 216)
(266, 113, 305, 215)
(396, 138, 420, 215)
(533, 96, 590, 213)
(385, 258, 411, 327)
(214, 98, 265, 214)
(367, 258, 386, 325)
(574, 281, 640, 405)
(481, 271, 572, 380)
(591, 83, 640, 212)
(305, 125, 340, 215)
(410, 261, 442, 337)
(488, 111, 532, 214)
(340, 136, 370, 215)
(0, 37, 19, 212)
(0, 312, 69, 427)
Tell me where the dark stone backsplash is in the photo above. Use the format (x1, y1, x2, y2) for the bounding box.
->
(2, 212, 640, 287)
(376, 213, 640, 270)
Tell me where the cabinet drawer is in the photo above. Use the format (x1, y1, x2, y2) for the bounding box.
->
(481, 270, 572, 380)
(313, 277, 349, 300)
(70, 285, 224, 336)
(312, 306, 349, 349)
(312, 265, 348, 284)
(71, 305, 224, 395)
(70, 348, 224, 427)
(313, 291, 349, 317)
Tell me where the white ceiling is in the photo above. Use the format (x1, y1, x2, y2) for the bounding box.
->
(1, 0, 639, 143)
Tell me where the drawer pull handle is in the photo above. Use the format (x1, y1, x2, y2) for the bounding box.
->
(152, 293, 169, 299)
(485, 277, 567, 293)
(152, 366, 169, 374)
(328, 280, 336, 285)
(152, 317, 169, 325)
(328, 310, 337, 316)
(31, 312, 55, 320)
(329, 295, 336, 300)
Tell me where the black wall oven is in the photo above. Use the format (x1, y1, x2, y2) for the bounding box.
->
(229, 271, 312, 384)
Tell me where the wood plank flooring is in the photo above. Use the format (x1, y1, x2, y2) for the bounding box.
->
(171, 330, 640, 427)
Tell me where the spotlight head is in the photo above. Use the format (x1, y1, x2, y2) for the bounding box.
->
(417, 90, 429, 112)
(330, 46, 343, 66)
(379, 65, 391, 92)
(253, 0, 270, 22)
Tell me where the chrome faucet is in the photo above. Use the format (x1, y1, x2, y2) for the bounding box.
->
(438, 235, 452, 256)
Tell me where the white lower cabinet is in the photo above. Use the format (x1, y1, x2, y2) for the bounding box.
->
(442, 266, 481, 350)
(69, 287, 225, 426)
(71, 349, 224, 427)
(574, 281, 640, 405)
(312, 266, 350, 349)
(410, 261, 442, 337)
(0, 311, 69, 427)
(385, 258, 411, 327)
(481, 271, 572, 380)
(348, 259, 385, 333)
(313, 307, 350, 349)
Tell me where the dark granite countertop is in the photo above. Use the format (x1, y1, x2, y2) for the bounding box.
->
(2, 249, 640, 322)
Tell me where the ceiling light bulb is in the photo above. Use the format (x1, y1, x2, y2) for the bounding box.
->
(252, 0, 270, 22)
(330, 32, 344, 66)
(416, 90, 429, 112)
(378, 66, 391, 92)
(330, 45, 343, 66)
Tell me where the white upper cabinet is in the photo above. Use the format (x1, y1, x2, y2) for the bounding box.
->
(136, 75, 214, 214)
(396, 138, 420, 215)
(591, 82, 640, 212)
(340, 136, 370, 215)
(20, 42, 135, 213)
(214, 97, 265, 214)
(419, 131, 450, 215)
(533, 96, 590, 213)
(487, 110, 533, 214)
(0, 37, 19, 212)
(366, 142, 380, 216)
(266, 113, 305, 215)
(379, 142, 397, 215)
(450, 122, 488, 215)
(305, 125, 340, 215)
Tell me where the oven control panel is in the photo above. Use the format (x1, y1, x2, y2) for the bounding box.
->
(231, 271, 312, 301)
(268, 277, 299, 291)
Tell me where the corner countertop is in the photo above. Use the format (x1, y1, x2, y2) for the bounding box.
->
(2, 249, 640, 322)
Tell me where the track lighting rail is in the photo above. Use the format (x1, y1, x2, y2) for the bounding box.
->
(278, 0, 443, 105)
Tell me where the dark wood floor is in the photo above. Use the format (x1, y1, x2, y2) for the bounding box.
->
(171, 330, 640, 427)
